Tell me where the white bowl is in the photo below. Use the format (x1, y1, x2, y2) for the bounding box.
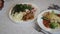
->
(37, 10, 60, 33)
(9, 3, 39, 23)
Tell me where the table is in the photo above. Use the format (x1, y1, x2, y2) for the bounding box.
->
(0, 0, 60, 34)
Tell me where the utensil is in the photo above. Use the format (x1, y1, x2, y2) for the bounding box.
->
(48, 4, 60, 10)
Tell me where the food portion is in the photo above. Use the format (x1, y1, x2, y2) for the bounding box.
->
(11, 4, 36, 21)
(0, 0, 4, 10)
(42, 10, 60, 29)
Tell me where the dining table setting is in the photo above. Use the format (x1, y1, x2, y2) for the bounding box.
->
(0, 0, 60, 34)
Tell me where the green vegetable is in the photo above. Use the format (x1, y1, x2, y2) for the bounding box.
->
(11, 4, 33, 14)
(42, 17, 48, 20)
(13, 4, 25, 13)
(50, 22, 58, 29)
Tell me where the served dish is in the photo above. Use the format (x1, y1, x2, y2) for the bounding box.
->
(9, 3, 39, 23)
(37, 10, 60, 33)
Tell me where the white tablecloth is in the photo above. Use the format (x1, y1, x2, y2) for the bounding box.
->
(0, 0, 60, 34)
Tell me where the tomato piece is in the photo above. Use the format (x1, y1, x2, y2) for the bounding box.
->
(43, 20, 50, 28)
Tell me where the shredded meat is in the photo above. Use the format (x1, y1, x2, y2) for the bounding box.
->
(22, 11, 34, 21)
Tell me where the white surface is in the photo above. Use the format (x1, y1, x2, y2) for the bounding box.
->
(0, 0, 60, 34)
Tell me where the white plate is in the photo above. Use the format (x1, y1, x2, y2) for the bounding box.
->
(9, 3, 39, 23)
(37, 10, 60, 33)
